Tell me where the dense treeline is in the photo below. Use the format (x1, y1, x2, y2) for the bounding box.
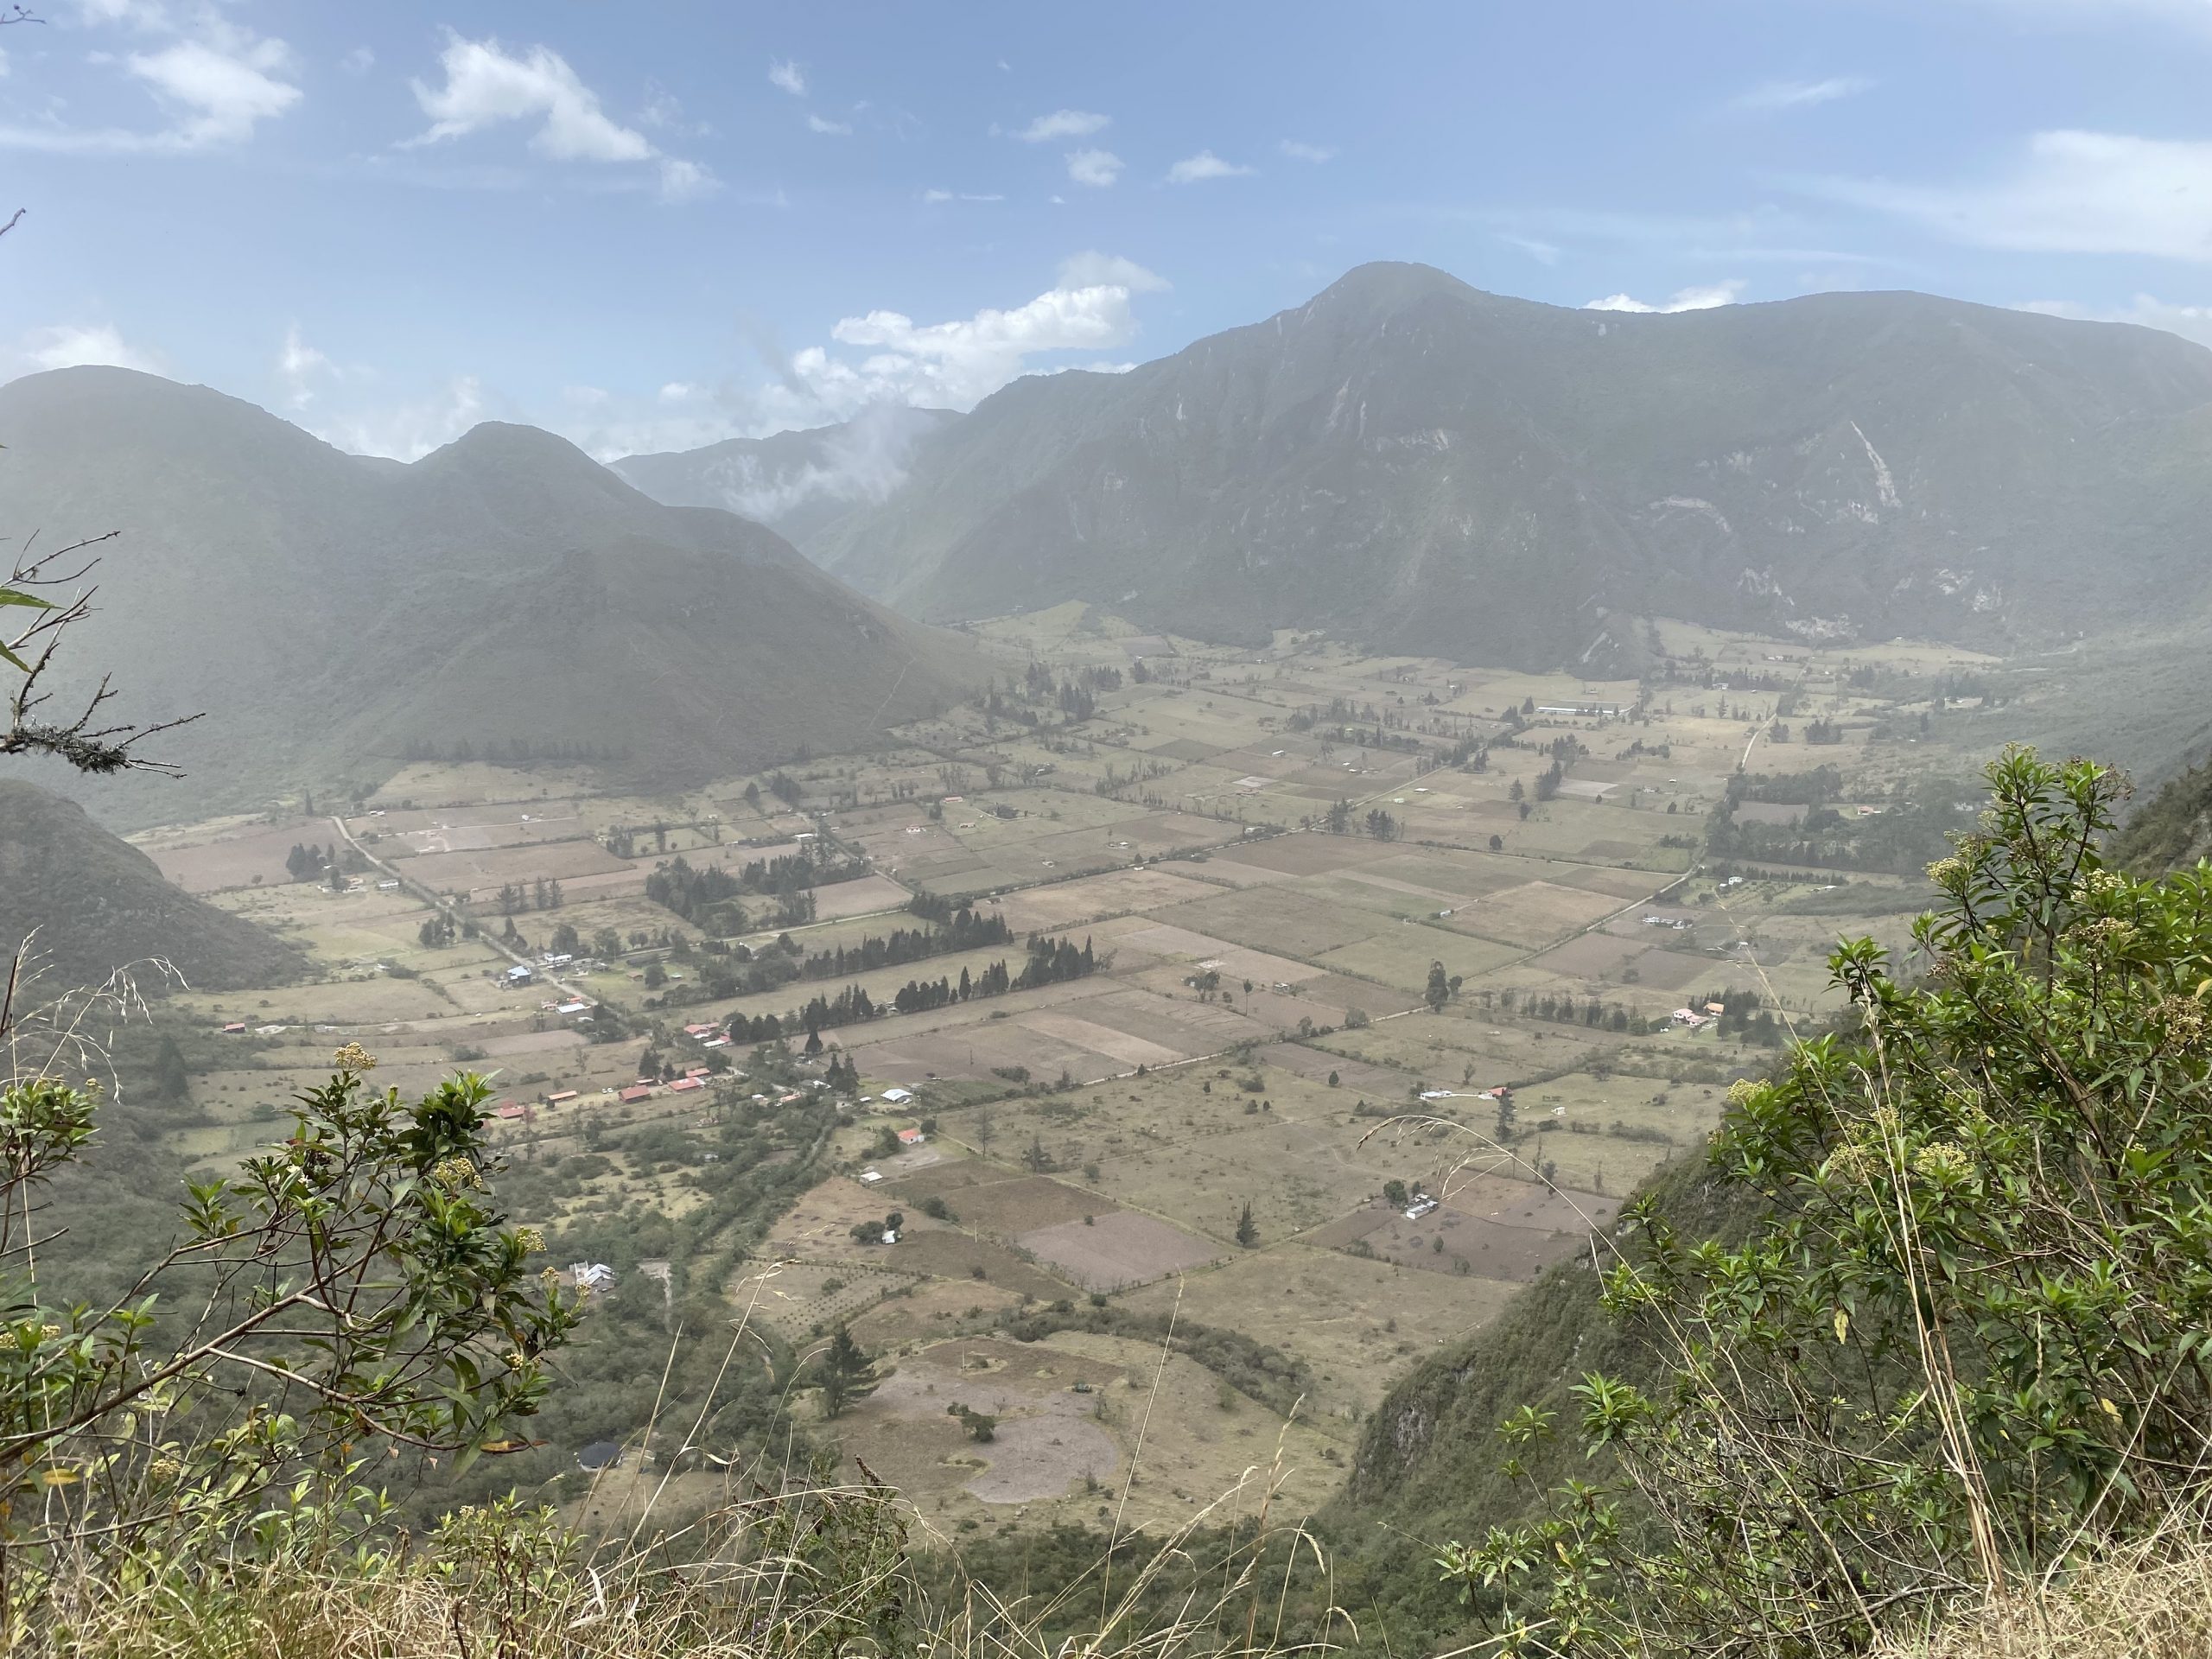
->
(645, 846, 868, 935)
(773, 933, 1100, 1041)
(1704, 766, 1980, 874)
(796, 906, 1010, 980)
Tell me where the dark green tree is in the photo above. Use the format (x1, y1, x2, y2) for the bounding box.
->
(816, 1325, 879, 1420)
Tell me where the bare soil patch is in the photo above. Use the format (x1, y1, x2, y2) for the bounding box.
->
(1018, 1211, 1222, 1291)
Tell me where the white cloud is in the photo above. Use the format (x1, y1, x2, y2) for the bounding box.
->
(0, 10, 301, 152)
(1497, 232, 1561, 265)
(408, 35, 650, 160)
(922, 188, 1005, 203)
(315, 376, 486, 461)
(1057, 251, 1168, 292)
(1278, 139, 1335, 162)
(340, 45, 374, 77)
(1065, 147, 1122, 188)
(1166, 149, 1254, 184)
(276, 322, 333, 409)
(807, 112, 852, 136)
(404, 34, 713, 201)
(1730, 75, 1872, 113)
(655, 157, 715, 202)
(126, 38, 300, 145)
(788, 255, 1166, 413)
(21, 321, 158, 372)
(1585, 279, 1747, 313)
(768, 59, 805, 96)
(2015, 294, 2212, 352)
(1017, 108, 1109, 143)
(1810, 130, 2212, 259)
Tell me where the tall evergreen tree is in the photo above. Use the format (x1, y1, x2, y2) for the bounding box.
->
(816, 1325, 878, 1419)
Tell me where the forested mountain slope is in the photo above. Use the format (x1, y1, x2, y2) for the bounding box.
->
(794, 264, 2212, 666)
(0, 369, 987, 824)
(0, 779, 305, 991)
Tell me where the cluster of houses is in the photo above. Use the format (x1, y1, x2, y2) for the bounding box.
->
(1670, 1001, 1730, 1029)
(680, 1021, 734, 1050)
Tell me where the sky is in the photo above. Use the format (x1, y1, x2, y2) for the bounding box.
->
(7, 0, 2212, 462)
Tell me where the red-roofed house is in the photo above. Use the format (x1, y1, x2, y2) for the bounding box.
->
(546, 1090, 579, 1106)
(896, 1128, 927, 1147)
(493, 1102, 527, 1121)
(669, 1077, 704, 1093)
(619, 1084, 654, 1105)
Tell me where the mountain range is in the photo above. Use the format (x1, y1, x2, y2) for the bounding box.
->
(623, 264, 2212, 669)
(0, 370, 986, 823)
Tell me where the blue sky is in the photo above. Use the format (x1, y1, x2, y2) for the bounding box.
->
(6, 0, 2212, 460)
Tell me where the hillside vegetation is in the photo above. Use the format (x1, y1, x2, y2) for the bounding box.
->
(2111, 759, 2212, 874)
(0, 779, 304, 990)
(1329, 751, 2212, 1654)
(780, 264, 2212, 666)
(0, 369, 988, 823)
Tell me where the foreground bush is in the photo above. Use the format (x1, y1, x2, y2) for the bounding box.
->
(1445, 750, 2212, 1655)
(0, 1048, 575, 1641)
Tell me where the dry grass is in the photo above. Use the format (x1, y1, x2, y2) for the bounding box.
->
(1876, 1541, 2212, 1659)
(28, 1465, 1342, 1659)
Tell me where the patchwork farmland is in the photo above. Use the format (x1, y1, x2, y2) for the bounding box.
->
(127, 606, 1987, 1535)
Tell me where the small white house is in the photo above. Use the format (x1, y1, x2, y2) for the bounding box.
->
(880, 1087, 915, 1104)
(1405, 1197, 1440, 1221)
(569, 1262, 615, 1294)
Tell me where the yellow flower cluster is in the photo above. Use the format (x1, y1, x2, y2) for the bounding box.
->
(1912, 1141, 1972, 1182)
(333, 1043, 378, 1071)
(430, 1155, 483, 1192)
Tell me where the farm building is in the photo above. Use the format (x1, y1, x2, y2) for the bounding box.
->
(544, 1090, 579, 1106)
(504, 964, 533, 985)
(1404, 1196, 1440, 1221)
(896, 1128, 927, 1147)
(669, 1077, 704, 1093)
(569, 1262, 614, 1294)
(619, 1084, 655, 1104)
(880, 1087, 915, 1104)
(220, 1021, 246, 1035)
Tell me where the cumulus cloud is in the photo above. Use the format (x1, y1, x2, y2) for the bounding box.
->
(768, 59, 805, 96)
(1278, 139, 1335, 162)
(2015, 294, 2212, 352)
(1585, 279, 1747, 314)
(1730, 75, 1872, 113)
(405, 33, 714, 200)
(21, 321, 158, 372)
(1166, 149, 1254, 184)
(1016, 108, 1109, 143)
(921, 188, 1005, 203)
(1809, 130, 2212, 259)
(1065, 147, 1122, 188)
(0, 7, 301, 152)
(807, 112, 852, 135)
(782, 254, 1166, 414)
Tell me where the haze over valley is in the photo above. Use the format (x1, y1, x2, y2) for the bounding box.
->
(5, 6, 2212, 1656)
